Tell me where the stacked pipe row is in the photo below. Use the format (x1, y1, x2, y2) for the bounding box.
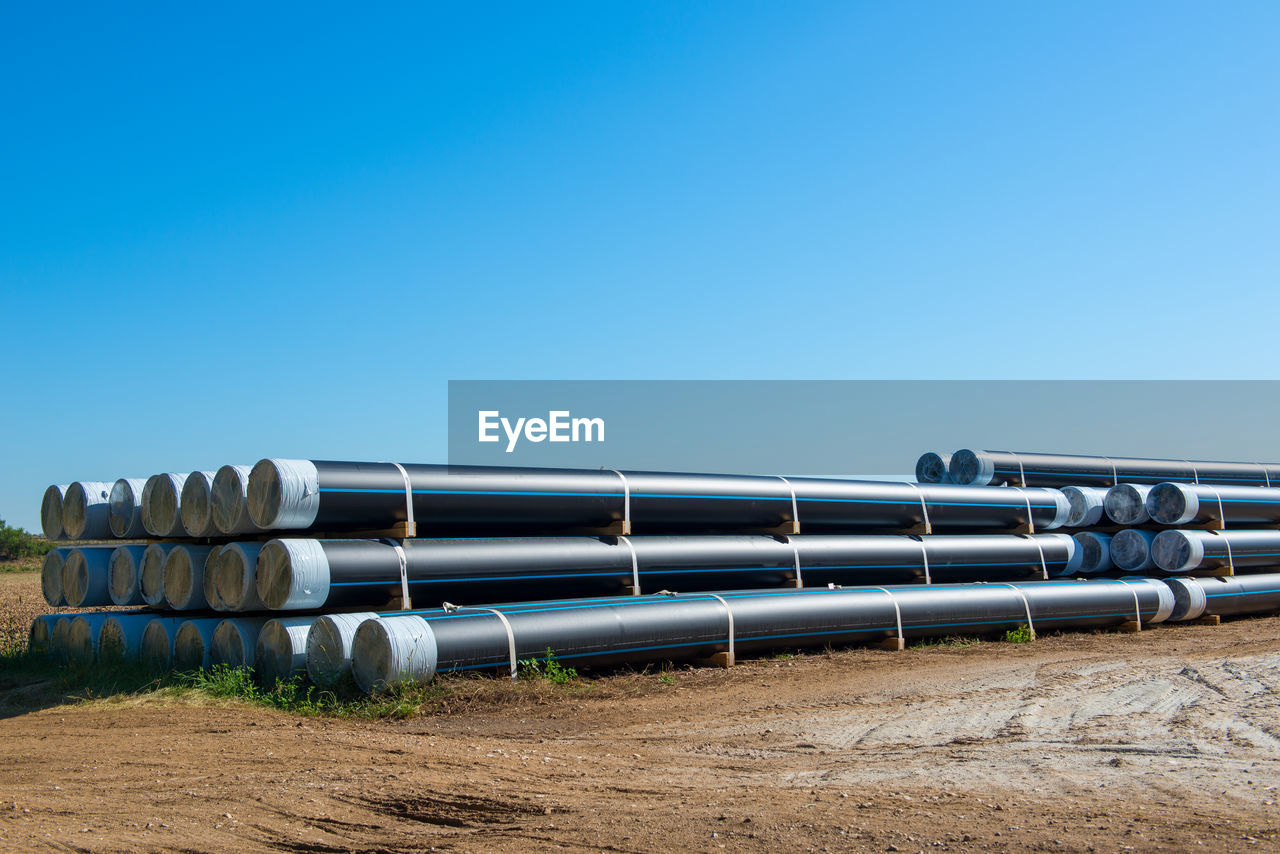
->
(31, 451, 1280, 693)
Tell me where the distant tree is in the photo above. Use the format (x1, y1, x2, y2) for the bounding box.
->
(0, 519, 53, 560)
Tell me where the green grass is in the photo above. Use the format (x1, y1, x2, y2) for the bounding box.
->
(517, 647, 579, 684)
(0, 556, 42, 574)
(1004, 624, 1035, 644)
(909, 635, 982, 650)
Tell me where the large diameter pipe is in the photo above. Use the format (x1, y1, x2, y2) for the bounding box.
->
(67, 613, 116, 666)
(179, 471, 218, 537)
(1073, 532, 1114, 575)
(213, 542, 267, 611)
(211, 464, 260, 536)
(210, 618, 270, 668)
(41, 548, 70, 606)
(108, 545, 148, 606)
(41, 485, 69, 540)
(201, 545, 227, 610)
(1104, 484, 1153, 527)
(108, 478, 148, 538)
(255, 617, 321, 685)
(306, 612, 381, 687)
(914, 453, 952, 484)
(1161, 573, 1280, 621)
(347, 579, 1174, 693)
(1110, 529, 1158, 572)
(247, 459, 1069, 537)
(62, 546, 117, 607)
(1147, 482, 1280, 527)
(1152, 529, 1280, 574)
(1061, 487, 1109, 528)
(142, 472, 190, 537)
(28, 615, 59, 655)
(139, 543, 177, 608)
(50, 616, 73, 661)
(259, 533, 1081, 611)
(172, 618, 224, 671)
(139, 617, 186, 670)
(62, 481, 115, 540)
(99, 614, 168, 663)
(164, 545, 215, 610)
(950, 450, 1280, 488)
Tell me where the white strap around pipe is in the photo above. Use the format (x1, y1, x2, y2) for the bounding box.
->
(1118, 580, 1143, 628)
(389, 462, 416, 537)
(703, 593, 736, 665)
(443, 602, 518, 680)
(1209, 530, 1235, 573)
(872, 587, 905, 644)
(1017, 533, 1049, 579)
(905, 482, 932, 534)
(608, 470, 633, 535)
(782, 536, 803, 587)
(1209, 486, 1226, 529)
(911, 535, 932, 584)
(1261, 463, 1272, 488)
(381, 538, 412, 610)
(775, 476, 801, 534)
(1013, 487, 1036, 534)
(1013, 452, 1027, 486)
(618, 535, 640, 595)
(1102, 455, 1118, 486)
(999, 583, 1036, 639)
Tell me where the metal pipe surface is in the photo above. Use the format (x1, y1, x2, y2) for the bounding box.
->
(950, 450, 1280, 488)
(1151, 529, 1280, 574)
(1147, 483, 1280, 527)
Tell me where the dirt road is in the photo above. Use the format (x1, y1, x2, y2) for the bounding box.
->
(1, 569, 1279, 852)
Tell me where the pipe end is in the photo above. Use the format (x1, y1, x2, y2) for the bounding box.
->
(258, 538, 329, 610)
(248, 459, 320, 531)
(351, 615, 437, 694)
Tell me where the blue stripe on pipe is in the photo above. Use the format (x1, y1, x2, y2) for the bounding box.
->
(319, 487, 1054, 509)
(994, 469, 1273, 483)
(1205, 588, 1280, 597)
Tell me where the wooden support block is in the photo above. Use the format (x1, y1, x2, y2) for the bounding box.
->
(784, 576, 803, 589)
(619, 583, 639, 597)
(598, 519, 632, 536)
(694, 651, 734, 669)
(320, 520, 417, 540)
(874, 637, 905, 651)
(1198, 566, 1234, 578)
(1189, 614, 1221, 626)
(1117, 620, 1142, 633)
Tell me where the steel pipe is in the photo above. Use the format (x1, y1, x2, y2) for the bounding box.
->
(164, 544, 215, 610)
(108, 478, 148, 539)
(62, 546, 117, 607)
(1147, 483, 1280, 527)
(306, 612, 380, 687)
(347, 578, 1174, 693)
(1110, 529, 1158, 572)
(258, 533, 1081, 612)
(41, 485, 69, 540)
(62, 481, 115, 540)
(253, 617, 320, 685)
(179, 470, 218, 537)
(1151, 529, 1280, 574)
(247, 459, 1069, 537)
(950, 450, 1280, 488)
(1104, 484, 1153, 527)
(211, 464, 260, 536)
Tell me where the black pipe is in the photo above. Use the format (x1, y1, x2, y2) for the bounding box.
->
(1151, 529, 1280, 574)
(246, 459, 1069, 537)
(950, 450, 1280, 488)
(914, 453, 952, 483)
(347, 578, 1174, 692)
(257, 532, 1082, 611)
(1161, 573, 1280, 621)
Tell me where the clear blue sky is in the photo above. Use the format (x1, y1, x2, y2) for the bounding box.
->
(3, 2, 1279, 531)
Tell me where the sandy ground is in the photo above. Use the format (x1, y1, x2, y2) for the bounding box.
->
(1, 570, 1279, 852)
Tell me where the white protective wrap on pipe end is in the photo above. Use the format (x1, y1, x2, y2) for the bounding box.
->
(109, 478, 148, 538)
(1046, 490, 1071, 530)
(109, 546, 147, 606)
(51, 616, 73, 661)
(1110, 529, 1157, 572)
(164, 545, 212, 610)
(203, 545, 227, 611)
(173, 620, 218, 671)
(1121, 578, 1175, 623)
(352, 615, 438, 694)
(41, 549, 67, 606)
(1147, 482, 1200, 526)
(256, 617, 320, 686)
(215, 542, 267, 612)
(1061, 486, 1107, 528)
(139, 619, 176, 670)
(949, 449, 994, 486)
(62, 548, 110, 608)
(61, 481, 114, 540)
(28, 615, 57, 655)
(306, 611, 381, 687)
(67, 614, 111, 667)
(179, 471, 217, 537)
(139, 543, 173, 608)
(1151, 529, 1204, 574)
(1104, 484, 1151, 527)
(211, 618, 266, 668)
(1162, 577, 1209, 621)
(41, 485, 68, 540)
(1050, 533, 1084, 576)
(211, 464, 259, 535)
(258, 538, 330, 610)
(98, 614, 153, 663)
(142, 473, 188, 537)
(248, 459, 320, 530)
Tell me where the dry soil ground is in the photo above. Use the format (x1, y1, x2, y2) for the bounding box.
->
(1, 570, 1279, 853)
